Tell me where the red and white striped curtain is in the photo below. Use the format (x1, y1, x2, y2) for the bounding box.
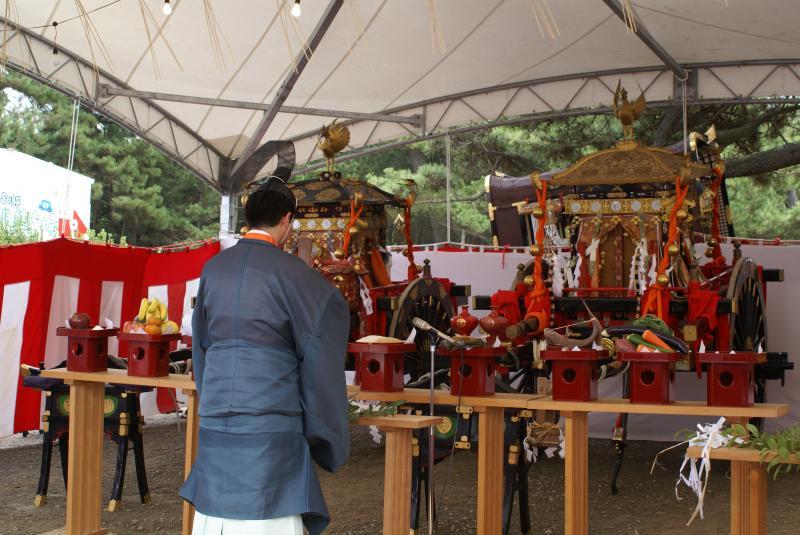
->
(0, 238, 220, 438)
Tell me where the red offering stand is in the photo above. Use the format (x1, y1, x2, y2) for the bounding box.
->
(700, 352, 766, 407)
(619, 351, 683, 404)
(56, 327, 119, 372)
(542, 348, 608, 401)
(119, 332, 181, 377)
(437, 346, 506, 396)
(349, 342, 415, 392)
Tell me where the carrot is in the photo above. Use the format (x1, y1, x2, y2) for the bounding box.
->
(636, 344, 652, 352)
(642, 329, 672, 351)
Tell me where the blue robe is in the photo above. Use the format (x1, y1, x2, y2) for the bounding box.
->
(180, 237, 350, 535)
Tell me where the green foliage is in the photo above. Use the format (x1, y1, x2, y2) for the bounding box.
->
(708, 424, 800, 479)
(83, 228, 127, 246)
(348, 398, 406, 423)
(1, 72, 219, 247)
(0, 215, 40, 244)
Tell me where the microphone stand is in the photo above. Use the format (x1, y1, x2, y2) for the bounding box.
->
(426, 330, 437, 535)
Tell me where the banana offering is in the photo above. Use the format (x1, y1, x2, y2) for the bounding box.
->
(123, 297, 180, 336)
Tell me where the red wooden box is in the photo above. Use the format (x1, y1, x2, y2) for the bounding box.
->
(542, 348, 608, 402)
(349, 342, 415, 392)
(437, 346, 506, 396)
(619, 351, 683, 404)
(56, 327, 119, 372)
(119, 333, 181, 377)
(699, 352, 766, 407)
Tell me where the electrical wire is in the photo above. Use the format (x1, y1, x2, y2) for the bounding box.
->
(24, 0, 124, 30)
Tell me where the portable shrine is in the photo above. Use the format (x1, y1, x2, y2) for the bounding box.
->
(700, 351, 766, 407)
(56, 327, 118, 373)
(349, 341, 414, 392)
(119, 333, 181, 377)
(619, 352, 682, 404)
(542, 349, 608, 401)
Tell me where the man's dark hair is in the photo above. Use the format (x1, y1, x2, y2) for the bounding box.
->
(245, 189, 295, 228)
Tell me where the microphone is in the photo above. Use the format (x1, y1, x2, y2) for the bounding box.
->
(412, 317, 456, 344)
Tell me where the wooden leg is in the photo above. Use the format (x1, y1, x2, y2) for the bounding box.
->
(731, 460, 767, 535)
(383, 428, 413, 535)
(477, 406, 504, 535)
(65, 381, 106, 535)
(563, 411, 588, 535)
(182, 391, 199, 535)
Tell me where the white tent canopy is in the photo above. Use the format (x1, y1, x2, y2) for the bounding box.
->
(2, 0, 799, 192)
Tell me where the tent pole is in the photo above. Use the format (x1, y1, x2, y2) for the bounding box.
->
(219, 194, 238, 237)
(446, 133, 451, 244)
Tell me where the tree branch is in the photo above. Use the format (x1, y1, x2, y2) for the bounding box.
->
(726, 142, 800, 178)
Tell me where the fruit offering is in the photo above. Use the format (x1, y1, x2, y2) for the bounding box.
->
(122, 298, 180, 336)
(68, 312, 92, 329)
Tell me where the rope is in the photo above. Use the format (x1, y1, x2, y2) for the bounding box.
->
(341, 199, 364, 257)
(641, 176, 689, 318)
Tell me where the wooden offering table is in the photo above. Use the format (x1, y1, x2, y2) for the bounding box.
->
(356, 415, 442, 535)
(526, 397, 789, 535)
(348, 385, 544, 534)
(686, 446, 799, 535)
(41, 368, 198, 535)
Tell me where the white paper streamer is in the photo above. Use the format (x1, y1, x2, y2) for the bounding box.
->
(359, 278, 374, 316)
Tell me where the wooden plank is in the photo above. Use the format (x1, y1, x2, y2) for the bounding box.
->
(65, 381, 105, 535)
(356, 415, 443, 429)
(685, 446, 800, 464)
(383, 429, 413, 535)
(527, 397, 788, 418)
(477, 406, 504, 534)
(746, 462, 767, 535)
(181, 391, 199, 535)
(347, 385, 543, 409)
(43, 368, 196, 391)
(563, 411, 589, 535)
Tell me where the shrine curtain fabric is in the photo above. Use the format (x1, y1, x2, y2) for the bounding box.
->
(0, 238, 220, 438)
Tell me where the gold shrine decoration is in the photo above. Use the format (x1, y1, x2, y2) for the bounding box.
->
(556, 196, 675, 216)
(550, 142, 708, 186)
(318, 120, 350, 173)
(612, 80, 646, 141)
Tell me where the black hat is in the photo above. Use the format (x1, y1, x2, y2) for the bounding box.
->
(242, 175, 297, 212)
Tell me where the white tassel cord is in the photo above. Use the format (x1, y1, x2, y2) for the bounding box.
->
(650, 417, 745, 526)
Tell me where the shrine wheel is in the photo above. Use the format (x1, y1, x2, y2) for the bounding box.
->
(726, 257, 769, 407)
(388, 277, 455, 381)
(726, 257, 767, 353)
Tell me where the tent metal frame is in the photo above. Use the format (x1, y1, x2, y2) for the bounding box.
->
(2, 16, 799, 190)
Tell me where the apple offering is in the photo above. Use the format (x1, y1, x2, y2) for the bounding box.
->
(122, 298, 180, 336)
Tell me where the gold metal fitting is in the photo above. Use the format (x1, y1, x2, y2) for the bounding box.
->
(523, 275, 534, 287)
(656, 273, 670, 287)
(334, 249, 344, 259)
(348, 226, 359, 235)
(667, 243, 680, 256)
(676, 209, 688, 222)
(529, 244, 542, 256)
(707, 237, 718, 247)
(532, 206, 545, 219)
(705, 247, 715, 258)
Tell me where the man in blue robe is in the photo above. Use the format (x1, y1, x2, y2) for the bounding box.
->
(180, 176, 350, 534)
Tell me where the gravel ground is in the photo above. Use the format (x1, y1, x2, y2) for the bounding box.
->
(1, 415, 799, 534)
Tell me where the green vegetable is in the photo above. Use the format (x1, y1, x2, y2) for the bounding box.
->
(626, 333, 671, 352)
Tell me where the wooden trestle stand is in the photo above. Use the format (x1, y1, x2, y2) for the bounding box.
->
(356, 415, 443, 535)
(527, 398, 788, 535)
(41, 368, 198, 535)
(38, 369, 787, 535)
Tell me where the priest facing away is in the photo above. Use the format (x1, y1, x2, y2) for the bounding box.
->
(180, 176, 350, 535)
